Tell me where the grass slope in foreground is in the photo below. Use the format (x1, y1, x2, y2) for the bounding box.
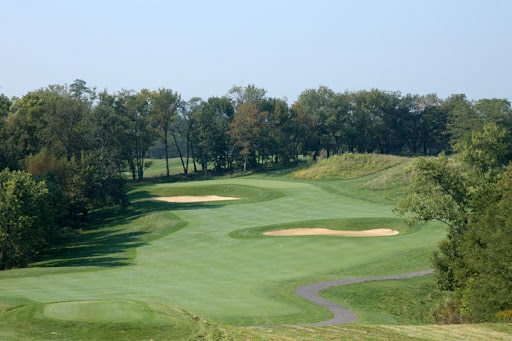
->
(0, 155, 510, 340)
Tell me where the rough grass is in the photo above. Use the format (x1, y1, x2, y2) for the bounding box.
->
(253, 323, 512, 341)
(291, 153, 408, 180)
(321, 274, 442, 325)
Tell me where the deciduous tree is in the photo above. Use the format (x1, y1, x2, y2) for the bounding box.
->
(229, 102, 261, 172)
(0, 169, 55, 269)
(149, 88, 181, 177)
(190, 97, 233, 174)
(396, 122, 512, 322)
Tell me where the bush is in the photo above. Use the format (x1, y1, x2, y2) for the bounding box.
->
(496, 310, 512, 322)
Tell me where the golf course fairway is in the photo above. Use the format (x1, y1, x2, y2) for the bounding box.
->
(0, 171, 478, 339)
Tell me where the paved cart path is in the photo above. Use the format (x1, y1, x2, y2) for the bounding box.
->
(295, 269, 434, 326)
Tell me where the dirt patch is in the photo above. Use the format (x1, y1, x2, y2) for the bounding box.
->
(263, 228, 399, 237)
(154, 195, 240, 203)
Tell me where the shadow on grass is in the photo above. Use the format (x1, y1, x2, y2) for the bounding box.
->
(37, 196, 224, 268)
(37, 230, 145, 268)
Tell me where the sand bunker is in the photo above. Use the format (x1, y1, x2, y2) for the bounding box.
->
(154, 195, 240, 203)
(263, 228, 399, 237)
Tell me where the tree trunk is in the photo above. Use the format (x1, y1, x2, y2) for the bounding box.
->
(164, 133, 170, 177)
(137, 153, 144, 180)
(184, 131, 190, 175)
(172, 131, 186, 175)
(191, 145, 198, 173)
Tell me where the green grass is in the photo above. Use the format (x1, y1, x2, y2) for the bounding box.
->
(142, 157, 185, 177)
(321, 274, 442, 325)
(291, 153, 408, 180)
(230, 217, 416, 239)
(0, 301, 225, 340)
(0, 154, 509, 340)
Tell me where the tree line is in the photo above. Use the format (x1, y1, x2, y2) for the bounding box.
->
(3, 80, 512, 178)
(0, 79, 511, 274)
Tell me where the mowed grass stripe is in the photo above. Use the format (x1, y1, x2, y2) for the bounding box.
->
(0, 176, 444, 327)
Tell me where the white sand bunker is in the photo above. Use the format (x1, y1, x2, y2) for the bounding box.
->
(154, 195, 240, 203)
(264, 228, 399, 237)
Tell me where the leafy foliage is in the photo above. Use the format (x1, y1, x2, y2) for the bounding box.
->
(396, 122, 512, 322)
(0, 169, 56, 269)
(459, 169, 512, 321)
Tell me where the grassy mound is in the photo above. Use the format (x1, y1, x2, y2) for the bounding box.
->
(291, 153, 408, 180)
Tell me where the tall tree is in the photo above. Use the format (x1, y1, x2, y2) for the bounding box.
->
(228, 84, 266, 109)
(350, 90, 375, 152)
(125, 89, 154, 180)
(444, 94, 482, 147)
(46, 93, 88, 160)
(396, 122, 512, 322)
(0, 94, 10, 119)
(180, 97, 203, 174)
(417, 94, 449, 155)
(69, 78, 96, 105)
(87, 91, 129, 168)
(0, 169, 56, 269)
(0, 94, 13, 169)
(399, 94, 448, 155)
(190, 97, 234, 174)
(5, 89, 58, 163)
(229, 102, 261, 172)
(289, 102, 319, 160)
(362, 89, 402, 154)
(295, 86, 335, 157)
(264, 98, 295, 164)
(6, 85, 91, 163)
(460, 168, 512, 321)
(149, 88, 181, 177)
(474, 98, 512, 127)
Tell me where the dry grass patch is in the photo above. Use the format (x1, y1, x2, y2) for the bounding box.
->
(291, 153, 406, 180)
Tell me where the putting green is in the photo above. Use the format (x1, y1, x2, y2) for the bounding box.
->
(43, 300, 154, 323)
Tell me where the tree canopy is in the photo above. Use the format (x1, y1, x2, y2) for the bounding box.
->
(396, 122, 512, 322)
(0, 169, 56, 269)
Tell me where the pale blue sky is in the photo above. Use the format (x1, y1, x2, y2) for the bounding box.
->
(1, 0, 510, 102)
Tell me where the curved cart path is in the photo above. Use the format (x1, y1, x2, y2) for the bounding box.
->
(295, 269, 434, 326)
